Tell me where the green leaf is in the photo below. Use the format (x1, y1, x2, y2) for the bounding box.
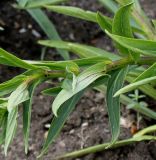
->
(52, 62, 107, 116)
(98, 0, 118, 13)
(4, 107, 18, 155)
(38, 40, 119, 60)
(134, 63, 156, 82)
(27, 9, 69, 60)
(44, 5, 97, 22)
(112, 3, 133, 40)
(105, 31, 156, 56)
(114, 76, 156, 97)
(0, 48, 37, 69)
(112, 2, 139, 59)
(8, 83, 29, 112)
(97, 12, 112, 33)
(106, 67, 128, 143)
(23, 0, 69, 8)
(17, 0, 28, 7)
(23, 80, 41, 154)
(0, 75, 27, 97)
(42, 86, 62, 96)
(152, 19, 156, 29)
(38, 91, 84, 158)
(0, 115, 7, 145)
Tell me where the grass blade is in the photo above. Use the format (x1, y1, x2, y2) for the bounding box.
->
(27, 9, 69, 60)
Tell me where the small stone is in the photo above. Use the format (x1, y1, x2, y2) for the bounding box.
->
(81, 122, 88, 128)
(19, 28, 27, 33)
(69, 129, 75, 134)
(58, 141, 66, 148)
(32, 29, 41, 38)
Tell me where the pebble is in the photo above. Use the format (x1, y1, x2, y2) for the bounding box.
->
(32, 29, 41, 38)
(19, 28, 27, 33)
(81, 122, 88, 128)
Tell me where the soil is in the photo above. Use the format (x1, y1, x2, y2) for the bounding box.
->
(0, 0, 156, 160)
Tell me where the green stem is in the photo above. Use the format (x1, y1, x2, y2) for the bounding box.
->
(56, 136, 156, 159)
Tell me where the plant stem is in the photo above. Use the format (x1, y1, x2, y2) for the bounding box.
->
(56, 136, 156, 159)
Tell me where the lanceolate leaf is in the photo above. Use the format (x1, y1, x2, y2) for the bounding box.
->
(114, 76, 156, 97)
(112, 3, 133, 38)
(23, 0, 69, 8)
(38, 91, 84, 158)
(4, 107, 18, 155)
(134, 63, 156, 82)
(97, 12, 112, 33)
(8, 83, 29, 112)
(0, 75, 27, 97)
(0, 48, 37, 70)
(112, 3, 135, 57)
(0, 115, 7, 145)
(42, 86, 62, 96)
(44, 5, 97, 23)
(105, 31, 156, 56)
(106, 67, 128, 143)
(38, 40, 119, 60)
(27, 9, 69, 60)
(23, 80, 41, 154)
(52, 62, 107, 116)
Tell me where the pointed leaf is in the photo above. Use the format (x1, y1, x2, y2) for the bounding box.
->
(52, 62, 107, 116)
(0, 75, 27, 97)
(4, 107, 18, 155)
(97, 12, 112, 33)
(38, 91, 84, 158)
(8, 83, 29, 112)
(23, 80, 41, 154)
(23, 0, 69, 8)
(105, 31, 156, 56)
(0, 48, 37, 69)
(106, 67, 128, 143)
(44, 5, 97, 22)
(38, 40, 119, 60)
(115, 76, 156, 97)
(134, 63, 156, 82)
(42, 87, 62, 96)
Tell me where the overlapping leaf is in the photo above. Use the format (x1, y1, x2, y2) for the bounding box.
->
(23, 80, 41, 154)
(38, 91, 84, 158)
(0, 75, 27, 97)
(8, 83, 29, 112)
(114, 76, 156, 97)
(0, 48, 37, 69)
(4, 107, 18, 155)
(106, 67, 128, 143)
(52, 62, 107, 116)
(105, 31, 156, 56)
(38, 40, 118, 60)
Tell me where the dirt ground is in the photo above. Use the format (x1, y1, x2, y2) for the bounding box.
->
(0, 0, 156, 160)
